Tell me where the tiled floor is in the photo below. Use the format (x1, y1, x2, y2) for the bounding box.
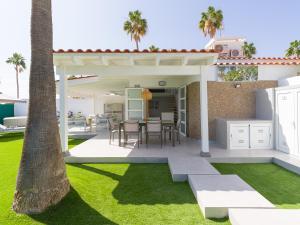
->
(65, 131, 300, 165)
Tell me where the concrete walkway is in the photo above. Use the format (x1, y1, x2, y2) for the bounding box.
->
(168, 155, 220, 181)
(229, 208, 300, 225)
(188, 174, 274, 218)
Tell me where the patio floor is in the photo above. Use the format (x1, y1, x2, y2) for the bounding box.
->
(65, 130, 300, 171)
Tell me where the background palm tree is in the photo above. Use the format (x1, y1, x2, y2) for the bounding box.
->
(199, 6, 223, 39)
(242, 42, 257, 58)
(149, 45, 159, 51)
(285, 40, 300, 57)
(13, 0, 69, 214)
(124, 10, 148, 50)
(6, 53, 26, 99)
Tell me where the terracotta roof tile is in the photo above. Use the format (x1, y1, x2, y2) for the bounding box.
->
(53, 49, 216, 54)
(216, 56, 300, 66)
(218, 56, 300, 60)
(216, 61, 300, 66)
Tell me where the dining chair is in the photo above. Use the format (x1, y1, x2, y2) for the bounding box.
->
(123, 120, 140, 148)
(161, 112, 174, 122)
(174, 119, 181, 144)
(164, 119, 181, 145)
(162, 112, 175, 142)
(148, 117, 161, 121)
(146, 120, 163, 148)
(108, 118, 119, 144)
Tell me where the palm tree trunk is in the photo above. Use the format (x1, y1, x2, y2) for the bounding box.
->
(136, 40, 139, 51)
(13, 0, 69, 214)
(15, 66, 19, 99)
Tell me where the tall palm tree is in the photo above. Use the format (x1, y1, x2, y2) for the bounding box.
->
(6, 53, 26, 99)
(13, 0, 69, 214)
(285, 40, 300, 57)
(124, 10, 148, 50)
(199, 6, 223, 39)
(242, 42, 257, 58)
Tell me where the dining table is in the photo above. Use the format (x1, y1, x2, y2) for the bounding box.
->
(118, 120, 175, 147)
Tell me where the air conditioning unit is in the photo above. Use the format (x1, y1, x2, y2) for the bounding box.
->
(230, 49, 243, 57)
(215, 44, 230, 57)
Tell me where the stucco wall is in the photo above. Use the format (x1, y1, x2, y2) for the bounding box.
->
(187, 80, 278, 140)
(258, 65, 300, 81)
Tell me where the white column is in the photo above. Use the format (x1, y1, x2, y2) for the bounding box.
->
(59, 71, 68, 152)
(200, 67, 210, 157)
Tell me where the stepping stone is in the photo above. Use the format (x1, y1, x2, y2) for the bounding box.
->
(188, 175, 275, 218)
(229, 208, 300, 225)
(168, 156, 220, 182)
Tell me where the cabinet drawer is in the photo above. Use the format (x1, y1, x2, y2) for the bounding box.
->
(229, 124, 249, 149)
(250, 123, 272, 149)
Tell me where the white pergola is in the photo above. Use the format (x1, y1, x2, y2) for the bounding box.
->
(54, 50, 218, 156)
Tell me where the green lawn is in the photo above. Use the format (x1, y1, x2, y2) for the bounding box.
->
(0, 133, 228, 225)
(1, 133, 300, 225)
(213, 163, 300, 209)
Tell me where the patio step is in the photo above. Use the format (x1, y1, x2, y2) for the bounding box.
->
(188, 175, 275, 218)
(168, 156, 220, 182)
(229, 208, 300, 225)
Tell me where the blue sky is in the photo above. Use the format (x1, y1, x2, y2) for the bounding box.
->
(0, 0, 299, 98)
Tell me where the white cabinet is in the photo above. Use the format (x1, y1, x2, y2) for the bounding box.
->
(216, 118, 273, 150)
(229, 124, 250, 149)
(250, 123, 273, 149)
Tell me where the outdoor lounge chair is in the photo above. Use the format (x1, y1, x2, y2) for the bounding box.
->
(146, 120, 163, 148)
(123, 120, 140, 148)
(0, 124, 25, 133)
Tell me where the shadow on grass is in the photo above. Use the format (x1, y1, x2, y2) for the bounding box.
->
(71, 164, 196, 205)
(30, 187, 116, 225)
(0, 132, 24, 142)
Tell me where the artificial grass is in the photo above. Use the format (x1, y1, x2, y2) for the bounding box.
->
(1, 133, 300, 225)
(0, 133, 228, 225)
(213, 163, 300, 209)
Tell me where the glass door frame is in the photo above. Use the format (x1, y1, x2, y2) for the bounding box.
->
(179, 86, 187, 136)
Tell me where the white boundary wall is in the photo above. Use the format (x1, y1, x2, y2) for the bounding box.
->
(258, 65, 299, 81)
(14, 96, 125, 117)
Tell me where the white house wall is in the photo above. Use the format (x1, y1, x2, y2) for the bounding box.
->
(258, 65, 300, 81)
(14, 102, 28, 116)
(94, 95, 125, 115)
(278, 75, 300, 87)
